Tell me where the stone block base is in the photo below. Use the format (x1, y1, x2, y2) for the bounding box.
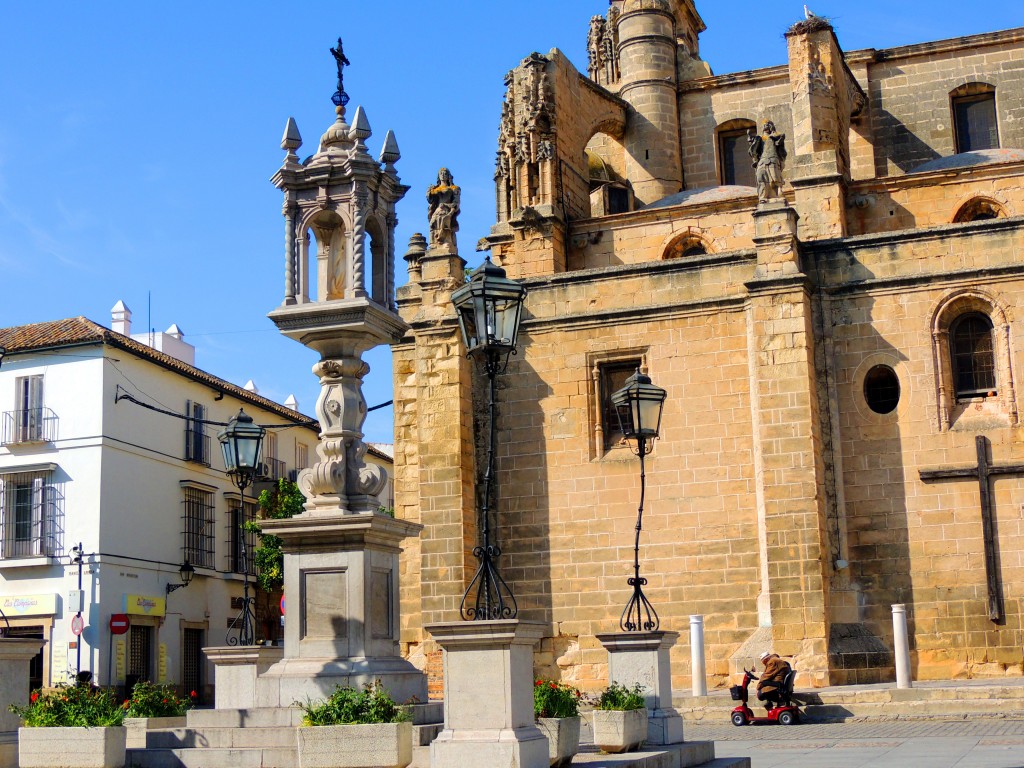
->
(429, 730, 549, 768)
(255, 656, 427, 708)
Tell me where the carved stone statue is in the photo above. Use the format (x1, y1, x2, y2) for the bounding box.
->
(427, 167, 461, 250)
(748, 120, 788, 202)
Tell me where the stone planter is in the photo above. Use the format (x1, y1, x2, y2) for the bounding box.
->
(296, 721, 412, 768)
(19, 726, 127, 768)
(536, 716, 580, 767)
(591, 709, 648, 754)
(124, 716, 187, 748)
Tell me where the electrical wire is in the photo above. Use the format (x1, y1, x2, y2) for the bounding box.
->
(114, 385, 316, 429)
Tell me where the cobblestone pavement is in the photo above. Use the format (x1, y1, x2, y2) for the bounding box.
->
(684, 720, 1024, 768)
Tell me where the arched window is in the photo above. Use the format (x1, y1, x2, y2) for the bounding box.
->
(663, 231, 711, 259)
(953, 197, 1006, 223)
(950, 312, 996, 398)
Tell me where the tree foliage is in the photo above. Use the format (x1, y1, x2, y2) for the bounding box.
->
(246, 478, 305, 592)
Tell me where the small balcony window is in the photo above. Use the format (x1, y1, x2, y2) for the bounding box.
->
(0, 470, 65, 560)
(2, 376, 58, 445)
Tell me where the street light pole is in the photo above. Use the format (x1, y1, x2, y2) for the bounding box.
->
(451, 255, 527, 621)
(217, 409, 265, 646)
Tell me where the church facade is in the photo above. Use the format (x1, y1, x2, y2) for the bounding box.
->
(394, 0, 1024, 691)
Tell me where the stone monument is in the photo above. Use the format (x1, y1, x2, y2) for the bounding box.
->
(206, 39, 426, 707)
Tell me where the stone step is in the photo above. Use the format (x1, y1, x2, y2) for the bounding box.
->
(126, 746, 297, 768)
(145, 726, 298, 750)
(187, 707, 303, 728)
(409, 740, 747, 768)
(414, 722, 443, 746)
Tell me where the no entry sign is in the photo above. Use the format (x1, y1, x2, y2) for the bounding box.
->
(109, 614, 130, 635)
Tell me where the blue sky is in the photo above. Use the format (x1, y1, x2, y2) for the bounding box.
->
(1, 1, 1021, 443)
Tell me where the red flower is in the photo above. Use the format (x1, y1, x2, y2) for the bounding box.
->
(190, 691, 197, 698)
(549, 682, 557, 689)
(535, 680, 542, 686)
(29, 692, 38, 704)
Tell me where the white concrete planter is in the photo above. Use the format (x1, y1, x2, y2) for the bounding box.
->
(536, 716, 580, 767)
(592, 708, 648, 754)
(296, 721, 412, 768)
(123, 716, 187, 748)
(19, 726, 127, 768)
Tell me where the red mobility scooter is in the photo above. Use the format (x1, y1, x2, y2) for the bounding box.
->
(730, 667, 801, 726)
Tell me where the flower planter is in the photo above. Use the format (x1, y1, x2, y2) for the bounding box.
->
(124, 716, 187, 748)
(591, 709, 648, 754)
(19, 726, 127, 768)
(296, 721, 413, 768)
(536, 716, 580, 767)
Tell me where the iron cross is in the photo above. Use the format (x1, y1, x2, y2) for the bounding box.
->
(919, 435, 1024, 623)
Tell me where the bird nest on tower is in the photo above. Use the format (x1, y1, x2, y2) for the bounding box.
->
(788, 16, 833, 35)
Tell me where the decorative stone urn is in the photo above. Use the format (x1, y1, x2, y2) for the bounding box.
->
(296, 721, 413, 768)
(591, 709, 648, 754)
(536, 716, 580, 767)
(19, 726, 127, 768)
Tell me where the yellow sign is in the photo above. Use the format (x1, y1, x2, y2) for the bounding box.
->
(1, 593, 57, 616)
(125, 594, 165, 617)
(115, 639, 126, 683)
(158, 643, 168, 683)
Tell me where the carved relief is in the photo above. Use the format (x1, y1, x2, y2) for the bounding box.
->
(586, 9, 620, 86)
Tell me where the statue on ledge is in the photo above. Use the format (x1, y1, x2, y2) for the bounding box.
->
(748, 120, 788, 202)
(427, 167, 461, 250)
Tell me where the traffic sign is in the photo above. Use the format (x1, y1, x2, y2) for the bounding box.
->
(109, 614, 130, 635)
(70, 614, 84, 636)
(280, 594, 285, 616)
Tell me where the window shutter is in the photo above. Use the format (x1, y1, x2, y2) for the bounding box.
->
(28, 376, 43, 412)
(185, 400, 194, 461)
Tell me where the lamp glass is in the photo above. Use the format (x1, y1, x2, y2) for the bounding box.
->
(217, 409, 265, 473)
(451, 258, 526, 356)
(612, 370, 667, 441)
(179, 560, 195, 586)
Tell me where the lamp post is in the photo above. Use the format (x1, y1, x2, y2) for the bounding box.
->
(450, 255, 527, 621)
(217, 408, 265, 645)
(611, 369, 667, 632)
(165, 559, 195, 594)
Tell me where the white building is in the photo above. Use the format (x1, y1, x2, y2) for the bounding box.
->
(0, 306, 391, 700)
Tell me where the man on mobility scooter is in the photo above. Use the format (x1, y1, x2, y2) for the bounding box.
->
(730, 651, 801, 725)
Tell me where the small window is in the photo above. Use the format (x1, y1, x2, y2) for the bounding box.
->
(719, 125, 756, 187)
(953, 197, 1005, 223)
(950, 313, 996, 398)
(952, 90, 998, 153)
(601, 360, 641, 449)
(607, 186, 631, 215)
(184, 401, 210, 466)
(864, 365, 900, 414)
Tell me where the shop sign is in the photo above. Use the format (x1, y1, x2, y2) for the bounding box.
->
(124, 594, 166, 617)
(1, 593, 57, 617)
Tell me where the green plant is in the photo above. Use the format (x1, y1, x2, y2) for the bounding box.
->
(124, 681, 195, 718)
(297, 681, 410, 726)
(247, 478, 306, 592)
(595, 682, 646, 712)
(9, 685, 125, 727)
(533, 679, 583, 719)
(376, 506, 396, 518)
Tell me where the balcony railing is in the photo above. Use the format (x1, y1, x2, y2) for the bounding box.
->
(260, 457, 287, 482)
(1, 409, 58, 445)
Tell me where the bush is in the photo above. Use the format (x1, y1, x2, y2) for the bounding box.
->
(595, 682, 646, 712)
(124, 681, 195, 718)
(298, 681, 410, 726)
(533, 679, 583, 719)
(10, 685, 125, 727)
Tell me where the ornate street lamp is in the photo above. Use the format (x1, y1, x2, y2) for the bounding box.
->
(166, 559, 195, 594)
(218, 409, 265, 645)
(611, 369, 667, 632)
(451, 255, 527, 620)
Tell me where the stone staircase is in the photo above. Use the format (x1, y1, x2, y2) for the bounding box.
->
(126, 703, 443, 768)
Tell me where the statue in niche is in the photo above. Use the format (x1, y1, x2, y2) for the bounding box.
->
(748, 120, 788, 202)
(427, 167, 461, 250)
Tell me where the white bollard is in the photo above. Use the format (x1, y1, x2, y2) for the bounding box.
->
(690, 615, 707, 697)
(892, 604, 912, 689)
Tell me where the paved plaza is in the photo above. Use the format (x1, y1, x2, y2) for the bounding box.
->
(684, 720, 1024, 768)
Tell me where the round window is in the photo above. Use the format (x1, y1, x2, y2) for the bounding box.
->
(863, 365, 900, 414)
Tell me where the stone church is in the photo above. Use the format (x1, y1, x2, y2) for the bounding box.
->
(393, 0, 1024, 692)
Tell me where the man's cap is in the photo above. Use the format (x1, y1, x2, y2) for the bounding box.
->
(759, 652, 771, 661)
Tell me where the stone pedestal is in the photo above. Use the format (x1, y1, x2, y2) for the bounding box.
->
(254, 512, 427, 707)
(0, 639, 42, 768)
(596, 631, 684, 746)
(427, 620, 549, 768)
(203, 646, 283, 710)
